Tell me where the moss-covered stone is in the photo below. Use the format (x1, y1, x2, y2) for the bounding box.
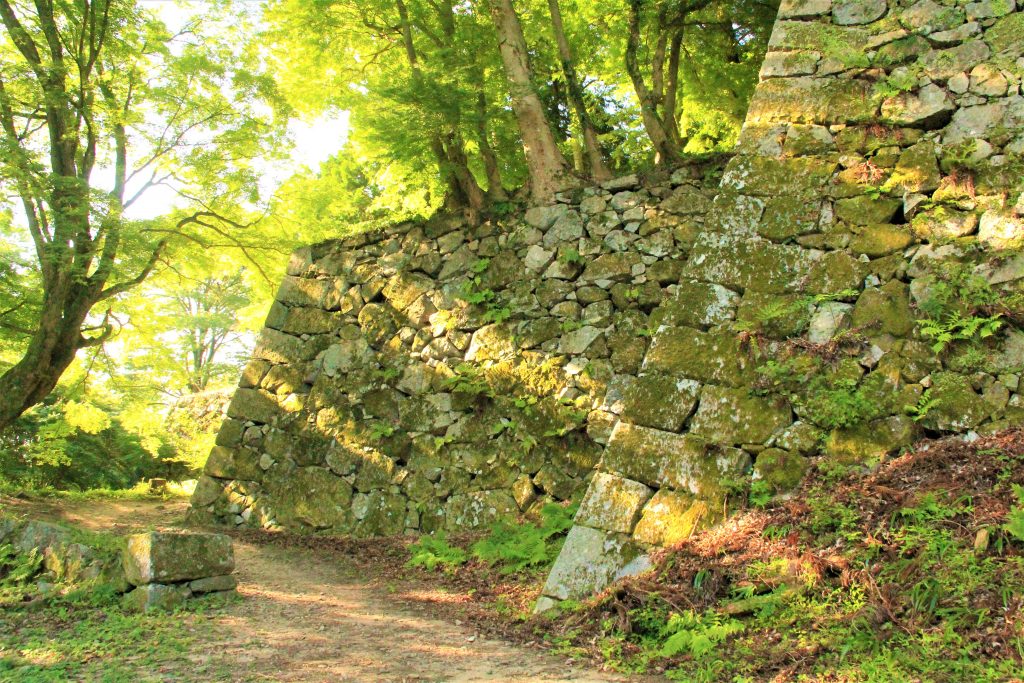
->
(758, 195, 823, 241)
(689, 386, 793, 445)
(834, 196, 902, 226)
(736, 291, 812, 338)
(825, 415, 917, 461)
(658, 280, 739, 328)
(644, 326, 754, 386)
(746, 77, 877, 125)
(270, 466, 353, 529)
(851, 280, 915, 337)
(752, 448, 808, 494)
(575, 473, 653, 533)
(920, 372, 991, 431)
(620, 374, 701, 432)
(539, 525, 650, 602)
(354, 491, 407, 536)
(632, 490, 720, 547)
(444, 490, 518, 530)
(849, 224, 914, 257)
(123, 532, 234, 586)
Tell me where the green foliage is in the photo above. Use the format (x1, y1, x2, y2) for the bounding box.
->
(659, 610, 745, 658)
(905, 389, 941, 422)
(801, 377, 882, 430)
(471, 502, 577, 574)
(406, 534, 468, 572)
(0, 392, 188, 492)
(443, 363, 493, 399)
(1005, 485, 1024, 543)
(919, 313, 1003, 353)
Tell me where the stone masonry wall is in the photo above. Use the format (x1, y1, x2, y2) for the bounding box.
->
(188, 157, 731, 535)
(538, 0, 1024, 609)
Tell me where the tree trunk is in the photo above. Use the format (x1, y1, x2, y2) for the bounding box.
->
(488, 0, 571, 204)
(626, 0, 681, 167)
(0, 300, 90, 430)
(664, 30, 685, 149)
(546, 0, 610, 181)
(475, 88, 508, 201)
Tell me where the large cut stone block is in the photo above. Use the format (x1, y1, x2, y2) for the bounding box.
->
(539, 525, 650, 601)
(602, 423, 751, 495)
(269, 466, 353, 530)
(684, 234, 816, 294)
(122, 583, 192, 612)
(659, 281, 740, 328)
(123, 532, 234, 586)
(746, 77, 877, 125)
(632, 489, 722, 547)
(575, 473, 653, 533)
(690, 385, 793, 445)
(643, 326, 753, 387)
(620, 374, 701, 432)
(226, 389, 281, 425)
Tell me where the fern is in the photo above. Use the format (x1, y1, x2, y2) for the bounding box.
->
(1005, 485, 1024, 543)
(659, 610, 745, 658)
(406, 534, 468, 572)
(919, 313, 1002, 353)
(471, 502, 577, 574)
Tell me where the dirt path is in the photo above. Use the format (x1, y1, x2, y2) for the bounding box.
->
(4, 496, 645, 683)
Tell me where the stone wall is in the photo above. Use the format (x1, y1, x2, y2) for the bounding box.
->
(538, 0, 1024, 608)
(188, 157, 731, 535)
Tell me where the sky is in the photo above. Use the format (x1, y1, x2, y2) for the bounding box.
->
(121, 0, 351, 221)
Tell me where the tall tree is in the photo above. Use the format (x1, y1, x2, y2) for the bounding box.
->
(546, 0, 610, 181)
(0, 0, 285, 429)
(487, 0, 573, 204)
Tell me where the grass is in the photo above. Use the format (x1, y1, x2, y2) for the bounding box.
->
(530, 430, 1024, 682)
(0, 592, 237, 682)
(0, 514, 234, 682)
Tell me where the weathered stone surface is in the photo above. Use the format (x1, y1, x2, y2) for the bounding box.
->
(189, 574, 238, 594)
(632, 489, 719, 546)
(746, 77, 877, 125)
(620, 374, 701, 432)
(644, 326, 753, 386)
(807, 302, 854, 344)
(445, 491, 518, 530)
(835, 196, 902, 226)
(123, 532, 234, 586)
(833, 0, 887, 25)
(826, 415, 917, 461)
(921, 372, 991, 431)
(685, 234, 819, 294)
(752, 448, 808, 494)
(602, 423, 751, 495)
(659, 281, 740, 327)
(690, 386, 793, 445)
(271, 466, 353, 529)
(978, 210, 1024, 249)
(539, 525, 649, 601)
(851, 280, 914, 337)
(123, 583, 192, 612)
(575, 472, 653, 533)
(881, 84, 954, 128)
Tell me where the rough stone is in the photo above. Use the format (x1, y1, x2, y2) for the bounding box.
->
(689, 386, 793, 445)
(123, 532, 234, 586)
(539, 525, 649, 601)
(575, 473, 653, 533)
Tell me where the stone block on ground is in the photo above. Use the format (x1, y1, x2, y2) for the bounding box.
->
(538, 525, 651, 602)
(123, 532, 234, 586)
(122, 583, 192, 612)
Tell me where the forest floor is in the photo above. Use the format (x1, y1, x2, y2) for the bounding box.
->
(0, 494, 653, 682)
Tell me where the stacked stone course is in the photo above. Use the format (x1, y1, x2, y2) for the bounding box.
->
(538, 0, 1024, 607)
(191, 0, 1024, 610)
(189, 158, 731, 536)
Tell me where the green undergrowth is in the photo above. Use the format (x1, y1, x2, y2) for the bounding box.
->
(536, 431, 1024, 682)
(408, 501, 578, 576)
(0, 522, 234, 681)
